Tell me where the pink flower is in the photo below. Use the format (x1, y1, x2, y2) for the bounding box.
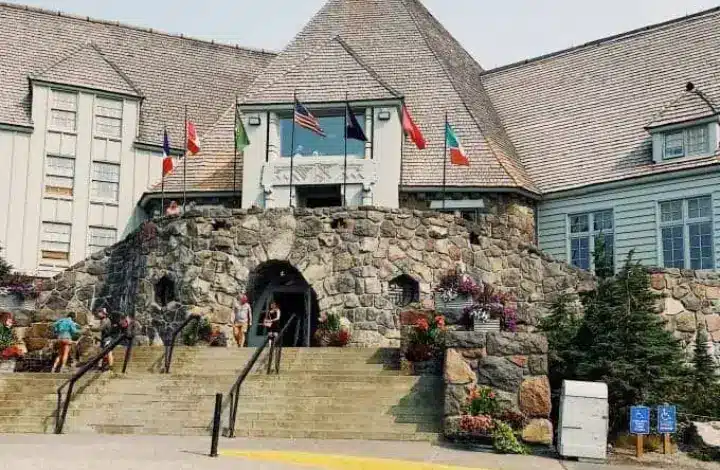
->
(415, 318, 430, 332)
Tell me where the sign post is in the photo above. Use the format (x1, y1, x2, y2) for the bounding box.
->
(657, 404, 677, 455)
(630, 406, 650, 458)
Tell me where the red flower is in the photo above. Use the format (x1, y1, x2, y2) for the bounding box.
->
(415, 318, 430, 332)
(434, 316, 446, 329)
(1, 345, 23, 360)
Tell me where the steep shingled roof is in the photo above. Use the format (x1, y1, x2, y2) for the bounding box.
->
(482, 7, 720, 194)
(0, 2, 275, 147)
(239, 0, 536, 193)
(646, 87, 719, 129)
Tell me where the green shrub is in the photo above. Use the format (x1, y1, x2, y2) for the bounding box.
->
(181, 317, 212, 346)
(491, 420, 528, 455)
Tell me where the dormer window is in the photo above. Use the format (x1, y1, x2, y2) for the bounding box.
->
(663, 124, 709, 160)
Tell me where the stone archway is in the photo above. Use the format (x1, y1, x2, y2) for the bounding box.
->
(245, 260, 319, 347)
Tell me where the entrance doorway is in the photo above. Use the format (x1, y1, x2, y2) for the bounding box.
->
(296, 185, 342, 208)
(246, 261, 319, 347)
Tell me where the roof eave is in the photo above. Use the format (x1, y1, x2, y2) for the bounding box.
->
(400, 185, 541, 200)
(28, 77, 145, 100)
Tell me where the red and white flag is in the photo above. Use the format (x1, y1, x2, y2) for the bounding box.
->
(186, 121, 200, 155)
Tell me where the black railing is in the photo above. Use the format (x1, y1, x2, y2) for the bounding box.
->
(164, 314, 201, 373)
(226, 314, 297, 438)
(55, 332, 133, 434)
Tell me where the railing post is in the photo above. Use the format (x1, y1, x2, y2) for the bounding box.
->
(54, 390, 63, 434)
(275, 342, 283, 374)
(210, 393, 222, 457)
(266, 342, 274, 375)
(57, 382, 74, 434)
(122, 333, 133, 374)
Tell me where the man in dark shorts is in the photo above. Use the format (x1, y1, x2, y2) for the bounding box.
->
(97, 308, 114, 371)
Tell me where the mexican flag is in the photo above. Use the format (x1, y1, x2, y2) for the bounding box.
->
(445, 122, 469, 166)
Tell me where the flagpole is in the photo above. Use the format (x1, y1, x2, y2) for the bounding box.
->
(161, 129, 165, 216)
(289, 91, 297, 208)
(442, 112, 448, 210)
(183, 106, 188, 214)
(343, 92, 349, 208)
(233, 96, 238, 205)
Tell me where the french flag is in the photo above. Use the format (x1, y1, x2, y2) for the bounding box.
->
(162, 130, 173, 176)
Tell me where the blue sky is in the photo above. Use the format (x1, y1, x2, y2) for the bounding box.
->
(6, 0, 720, 68)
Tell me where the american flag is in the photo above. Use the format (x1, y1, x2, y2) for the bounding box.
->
(294, 102, 325, 137)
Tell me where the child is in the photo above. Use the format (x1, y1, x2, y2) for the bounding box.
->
(52, 313, 80, 373)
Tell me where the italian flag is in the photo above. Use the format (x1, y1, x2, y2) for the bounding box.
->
(445, 122, 469, 166)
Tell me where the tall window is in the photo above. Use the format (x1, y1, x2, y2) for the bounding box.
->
(49, 90, 77, 132)
(94, 97, 123, 139)
(91, 162, 120, 202)
(41, 222, 71, 261)
(87, 227, 116, 254)
(280, 110, 366, 157)
(569, 210, 614, 271)
(660, 196, 714, 269)
(44, 156, 75, 197)
(663, 124, 710, 160)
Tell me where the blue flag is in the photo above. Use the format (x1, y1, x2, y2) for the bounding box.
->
(346, 104, 367, 142)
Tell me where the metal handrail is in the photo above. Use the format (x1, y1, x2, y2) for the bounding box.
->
(55, 331, 133, 434)
(164, 314, 201, 373)
(226, 314, 297, 438)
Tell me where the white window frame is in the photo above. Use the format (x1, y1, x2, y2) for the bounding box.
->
(658, 196, 715, 270)
(94, 97, 123, 140)
(90, 162, 120, 203)
(44, 155, 75, 198)
(87, 226, 117, 254)
(567, 209, 615, 272)
(49, 90, 78, 133)
(278, 107, 369, 158)
(662, 124, 711, 160)
(40, 222, 71, 262)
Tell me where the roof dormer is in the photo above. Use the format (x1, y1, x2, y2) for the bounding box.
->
(646, 82, 719, 163)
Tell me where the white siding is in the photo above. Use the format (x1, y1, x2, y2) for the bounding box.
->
(538, 171, 720, 269)
(0, 84, 163, 276)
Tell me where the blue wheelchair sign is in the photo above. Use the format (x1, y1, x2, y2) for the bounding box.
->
(630, 406, 650, 435)
(657, 405, 677, 433)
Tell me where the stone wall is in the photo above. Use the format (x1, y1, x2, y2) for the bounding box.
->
(33, 207, 590, 347)
(651, 268, 720, 362)
(443, 330, 553, 445)
(399, 192, 536, 246)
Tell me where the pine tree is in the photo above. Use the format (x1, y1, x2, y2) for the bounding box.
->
(0, 245, 11, 279)
(693, 329, 716, 389)
(538, 293, 581, 390)
(572, 253, 686, 431)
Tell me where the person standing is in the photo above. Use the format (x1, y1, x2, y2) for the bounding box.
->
(232, 295, 252, 347)
(52, 313, 80, 373)
(165, 200, 181, 217)
(265, 301, 281, 346)
(97, 308, 114, 371)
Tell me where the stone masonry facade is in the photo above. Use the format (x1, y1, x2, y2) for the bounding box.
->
(31, 206, 591, 347)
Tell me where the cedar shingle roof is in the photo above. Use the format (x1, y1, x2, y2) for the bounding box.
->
(238, 0, 537, 193)
(482, 7, 720, 194)
(646, 88, 719, 129)
(0, 2, 275, 147)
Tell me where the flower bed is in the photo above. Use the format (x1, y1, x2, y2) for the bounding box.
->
(457, 386, 529, 454)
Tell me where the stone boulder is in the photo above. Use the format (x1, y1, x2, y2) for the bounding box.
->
(445, 331, 486, 349)
(476, 356, 524, 392)
(444, 348, 475, 386)
(519, 376, 551, 418)
(522, 418, 553, 445)
(486, 332, 548, 356)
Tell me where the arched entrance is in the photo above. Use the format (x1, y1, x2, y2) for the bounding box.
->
(246, 260, 319, 347)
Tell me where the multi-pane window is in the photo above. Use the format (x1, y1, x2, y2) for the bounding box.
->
(49, 90, 77, 132)
(41, 222, 71, 261)
(44, 156, 75, 197)
(87, 227, 116, 254)
(94, 97, 123, 139)
(91, 162, 120, 202)
(663, 124, 710, 160)
(280, 110, 366, 157)
(569, 210, 614, 271)
(660, 196, 714, 269)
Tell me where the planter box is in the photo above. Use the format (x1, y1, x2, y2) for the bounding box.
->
(0, 359, 16, 374)
(473, 318, 501, 333)
(434, 294, 474, 324)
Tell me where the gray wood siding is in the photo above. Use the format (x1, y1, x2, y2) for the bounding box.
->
(538, 171, 720, 269)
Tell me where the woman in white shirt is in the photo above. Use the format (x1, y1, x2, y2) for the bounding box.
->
(232, 295, 252, 347)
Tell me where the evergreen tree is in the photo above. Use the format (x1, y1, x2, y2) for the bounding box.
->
(0, 245, 11, 279)
(572, 253, 686, 431)
(692, 329, 716, 389)
(538, 293, 581, 390)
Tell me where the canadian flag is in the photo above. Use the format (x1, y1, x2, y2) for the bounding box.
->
(186, 121, 200, 155)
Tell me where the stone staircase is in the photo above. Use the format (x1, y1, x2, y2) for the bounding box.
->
(0, 347, 443, 440)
